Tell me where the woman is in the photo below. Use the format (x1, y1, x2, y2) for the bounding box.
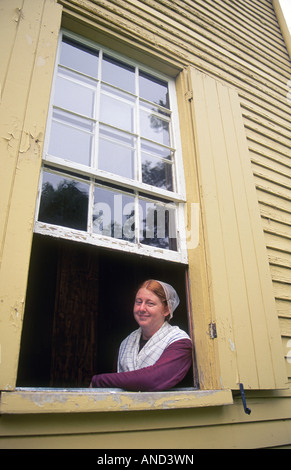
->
(90, 280, 192, 391)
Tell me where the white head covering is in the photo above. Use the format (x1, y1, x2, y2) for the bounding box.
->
(156, 280, 180, 319)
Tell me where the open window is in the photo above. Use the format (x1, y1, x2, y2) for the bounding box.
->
(17, 234, 193, 388)
(16, 31, 194, 390)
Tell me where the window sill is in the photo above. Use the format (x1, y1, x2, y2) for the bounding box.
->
(34, 222, 188, 264)
(0, 388, 233, 414)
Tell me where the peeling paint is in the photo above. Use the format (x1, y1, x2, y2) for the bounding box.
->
(19, 131, 43, 156)
(0, 388, 233, 414)
(2, 121, 22, 156)
(36, 56, 47, 67)
(9, 301, 24, 329)
(14, 8, 24, 24)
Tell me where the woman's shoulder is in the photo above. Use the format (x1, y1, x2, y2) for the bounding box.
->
(165, 323, 192, 343)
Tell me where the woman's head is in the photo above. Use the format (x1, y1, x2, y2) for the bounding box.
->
(133, 280, 170, 339)
(138, 280, 168, 311)
(135, 280, 180, 322)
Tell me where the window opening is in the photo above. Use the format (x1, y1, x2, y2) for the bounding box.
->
(17, 235, 194, 388)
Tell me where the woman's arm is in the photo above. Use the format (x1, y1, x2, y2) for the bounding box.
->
(90, 338, 192, 391)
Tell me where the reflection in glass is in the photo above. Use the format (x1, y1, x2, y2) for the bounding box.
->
(99, 126, 135, 179)
(52, 109, 94, 131)
(139, 71, 169, 108)
(38, 171, 89, 231)
(102, 54, 135, 93)
(139, 199, 177, 251)
(60, 39, 99, 78)
(140, 109, 170, 146)
(48, 111, 93, 166)
(141, 140, 171, 159)
(141, 100, 171, 117)
(54, 74, 96, 117)
(141, 154, 173, 191)
(100, 88, 135, 133)
(93, 186, 135, 242)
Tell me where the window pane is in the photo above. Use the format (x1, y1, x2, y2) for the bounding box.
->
(142, 154, 173, 191)
(54, 74, 96, 117)
(99, 126, 135, 179)
(141, 100, 171, 117)
(139, 199, 177, 250)
(49, 112, 93, 166)
(52, 109, 94, 132)
(140, 110, 170, 146)
(139, 71, 169, 108)
(100, 87, 135, 132)
(38, 171, 89, 231)
(141, 140, 171, 159)
(60, 39, 99, 78)
(93, 186, 135, 242)
(102, 54, 135, 93)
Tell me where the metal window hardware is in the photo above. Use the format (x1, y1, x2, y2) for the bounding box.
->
(209, 322, 217, 339)
(239, 383, 252, 415)
(185, 90, 193, 102)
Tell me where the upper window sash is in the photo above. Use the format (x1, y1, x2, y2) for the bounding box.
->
(37, 30, 188, 263)
(43, 31, 185, 199)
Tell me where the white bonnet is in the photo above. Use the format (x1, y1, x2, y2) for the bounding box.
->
(156, 280, 180, 319)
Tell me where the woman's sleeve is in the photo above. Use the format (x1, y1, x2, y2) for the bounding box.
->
(90, 338, 192, 391)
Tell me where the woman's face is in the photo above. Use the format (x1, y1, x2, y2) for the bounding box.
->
(133, 287, 169, 339)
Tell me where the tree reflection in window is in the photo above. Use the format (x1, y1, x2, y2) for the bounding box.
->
(38, 173, 89, 231)
(142, 159, 173, 191)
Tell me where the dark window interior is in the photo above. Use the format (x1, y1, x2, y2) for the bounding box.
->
(17, 234, 194, 388)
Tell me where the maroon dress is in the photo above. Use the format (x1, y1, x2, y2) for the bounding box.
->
(91, 338, 192, 391)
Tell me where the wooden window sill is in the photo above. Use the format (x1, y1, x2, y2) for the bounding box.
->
(0, 387, 233, 414)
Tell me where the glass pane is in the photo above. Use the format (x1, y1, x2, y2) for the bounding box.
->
(100, 124, 135, 146)
(140, 109, 170, 146)
(60, 39, 99, 78)
(141, 100, 171, 117)
(48, 111, 93, 166)
(142, 154, 173, 191)
(139, 199, 177, 250)
(102, 54, 135, 93)
(52, 109, 94, 131)
(100, 88, 135, 132)
(99, 126, 135, 179)
(54, 74, 96, 117)
(93, 186, 135, 242)
(139, 71, 169, 108)
(38, 171, 89, 231)
(141, 139, 171, 159)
